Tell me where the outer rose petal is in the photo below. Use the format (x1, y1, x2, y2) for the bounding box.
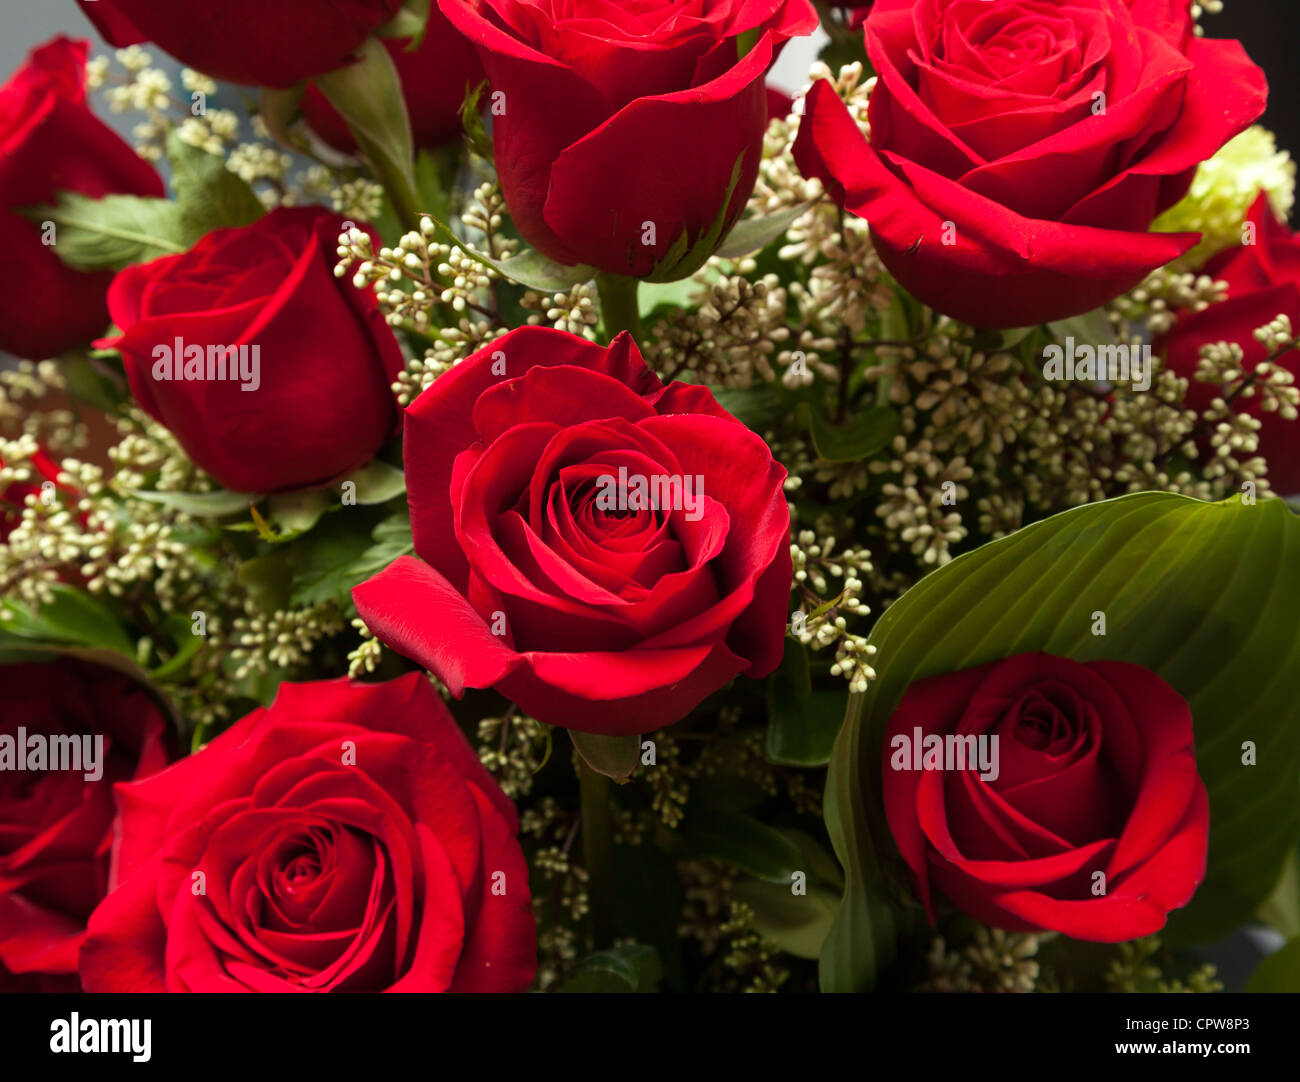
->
(351, 556, 526, 696)
(795, 79, 1196, 327)
(75, 0, 146, 46)
(541, 34, 772, 277)
(79, 855, 169, 992)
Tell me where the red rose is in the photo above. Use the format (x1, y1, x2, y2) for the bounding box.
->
(794, 0, 1267, 329)
(0, 37, 162, 360)
(79, 675, 537, 992)
(0, 659, 173, 986)
(301, 11, 484, 153)
(352, 327, 792, 735)
(882, 652, 1209, 942)
(100, 206, 405, 495)
(438, 0, 818, 277)
(76, 0, 405, 88)
(1163, 193, 1300, 496)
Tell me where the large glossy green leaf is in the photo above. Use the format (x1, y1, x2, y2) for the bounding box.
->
(1246, 937, 1300, 992)
(822, 492, 1300, 991)
(765, 638, 846, 766)
(681, 799, 805, 884)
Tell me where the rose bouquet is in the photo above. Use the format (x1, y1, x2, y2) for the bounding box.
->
(0, 0, 1298, 998)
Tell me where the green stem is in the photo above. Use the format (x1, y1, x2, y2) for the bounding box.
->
(596, 273, 643, 344)
(578, 755, 616, 949)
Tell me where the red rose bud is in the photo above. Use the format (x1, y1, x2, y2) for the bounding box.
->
(76, 0, 406, 88)
(438, 0, 819, 277)
(100, 207, 405, 495)
(353, 326, 793, 735)
(1163, 193, 1300, 496)
(79, 675, 537, 992)
(301, 9, 484, 154)
(794, 0, 1268, 329)
(0, 659, 174, 987)
(882, 652, 1209, 942)
(0, 37, 163, 360)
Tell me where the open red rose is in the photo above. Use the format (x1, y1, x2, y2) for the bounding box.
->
(882, 652, 1208, 942)
(0, 659, 173, 986)
(438, 0, 817, 277)
(352, 327, 792, 734)
(794, 0, 1267, 329)
(79, 675, 536, 992)
(1163, 193, 1300, 496)
(100, 206, 405, 495)
(301, 10, 484, 153)
(0, 36, 162, 360)
(76, 0, 404, 88)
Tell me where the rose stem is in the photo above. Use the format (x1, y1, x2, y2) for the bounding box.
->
(596, 273, 644, 344)
(578, 756, 616, 949)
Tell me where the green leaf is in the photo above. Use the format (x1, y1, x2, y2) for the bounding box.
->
(822, 492, 1300, 991)
(132, 489, 260, 517)
(375, 0, 431, 41)
(458, 79, 494, 162)
(680, 799, 806, 884)
(422, 212, 595, 292)
(1256, 848, 1300, 939)
(556, 945, 663, 993)
(819, 691, 897, 992)
(733, 878, 839, 960)
(638, 276, 705, 320)
(414, 148, 452, 225)
(342, 459, 406, 505)
(796, 401, 899, 462)
(766, 638, 846, 766)
(288, 516, 383, 607)
(267, 488, 331, 535)
(2, 586, 134, 656)
(22, 193, 186, 270)
(715, 200, 815, 260)
(712, 385, 788, 431)
(258, 85, 306, 152)
(570, 731, 641, 780)
(347, 509, 415, 580)
(644, 154, 746, 284)
(1246, 938, 1300, 992)
(58, 354, 127, 413)
(166, 130, 264, 241)
(315, 37, 419, 228)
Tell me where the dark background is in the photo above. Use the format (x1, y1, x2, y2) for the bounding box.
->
(1214, 0, 1300, 157)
